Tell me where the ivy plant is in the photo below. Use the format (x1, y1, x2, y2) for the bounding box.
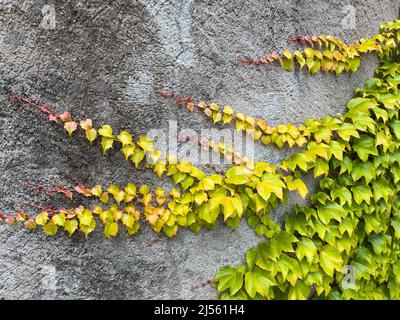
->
(3, 18, 400, 300)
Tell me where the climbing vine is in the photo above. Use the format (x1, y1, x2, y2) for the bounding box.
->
(3, 19, 400, 300)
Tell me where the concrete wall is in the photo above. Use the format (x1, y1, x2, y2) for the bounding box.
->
(0, 0, 398, 299)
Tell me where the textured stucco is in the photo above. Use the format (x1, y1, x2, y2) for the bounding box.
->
(0, 0, 399, 299)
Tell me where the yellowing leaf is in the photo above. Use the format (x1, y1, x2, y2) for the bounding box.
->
(64, 121, 77, 136)
(52, 213, 66, 227)
(295, 237, 317, 264)
(319, 245, 343, 277)
(101, 137, 114, 154)
(86, 128, 97, 143)
(98, 125, 113, 138)
(131, 149, 146, 167)
(153, 161, 166, 178)
(35, 211, 49, 226)
(43, 221, 58, 236)
(117, 131, 133, 145)
(104, 222, 118, 238)
(91, 185, 102, 197)
(121, 144, 135, 160)
(137, 136, 153, 152)
(225, 166, 252, 185)
(80, 119, 93, 130)
(64, 219, 78, 236)
(286, 176, 308, 199)
(122, 214, 135, 228)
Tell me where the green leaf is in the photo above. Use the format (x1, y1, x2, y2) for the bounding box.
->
(331, 185, 352, 206)
(314, 158, 329, 177)
(319, 245, 343, 277)
(163, 224, 178, 237)
(225, 166, 252, 185)
(281, 57, 294, 71)
(306, 142, 329, 161)
(337, 123, 360, 141)
(372, 107, 388, 123)
(347, 98, 376, 113)
(364, 214, 382, 234)
(245, 267, 277, 298)
(288, 280, 310, 300)
(214, 265, 246, 296)
(352, 183, 372, 205)
(328, 141, 344, 161)
(353, 135, 378, 161)
(126, 222, 140, 236)
(285, 153, 309, 171)
(154, 161, 166, 178)
(258, 173, 286, 200)
(314, 127, 332, 143)
(220, 290, 248, 300)
(369, 234, 388, 255)
(270, 231, 298, 254)
(295, 237, 317, 264)
(78, 209, 94, 226)
(391, 217, 400, 239)
(390, 120, 400, 140)
(339, 156, 352, 175)
(317, 202, 345, 225)
(372, 179, 393, 203)
(351, 161, 375, 184)
(124, 183, 137, 197)
(181, 176, 194, 190)
(108, 184, 125, 204)
(348, 57, 361, 72)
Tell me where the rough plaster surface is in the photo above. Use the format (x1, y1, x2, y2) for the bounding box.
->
(0, 0, 399, 299)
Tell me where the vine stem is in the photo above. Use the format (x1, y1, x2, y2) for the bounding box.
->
(191, 279, 214, 292)
(9, 92, 52, 114)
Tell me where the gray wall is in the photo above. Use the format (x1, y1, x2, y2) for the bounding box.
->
(0, 0, 398, 299)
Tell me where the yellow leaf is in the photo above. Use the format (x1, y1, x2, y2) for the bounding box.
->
(35, 211, 49, 226)
(117, 131, 133, 145)
(101, 137, 114, 154)
(91, 185, 102, 197)
(86, 128, 97, 143)
(98, 125, 114, 138)
(286, 176, 308, 199)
